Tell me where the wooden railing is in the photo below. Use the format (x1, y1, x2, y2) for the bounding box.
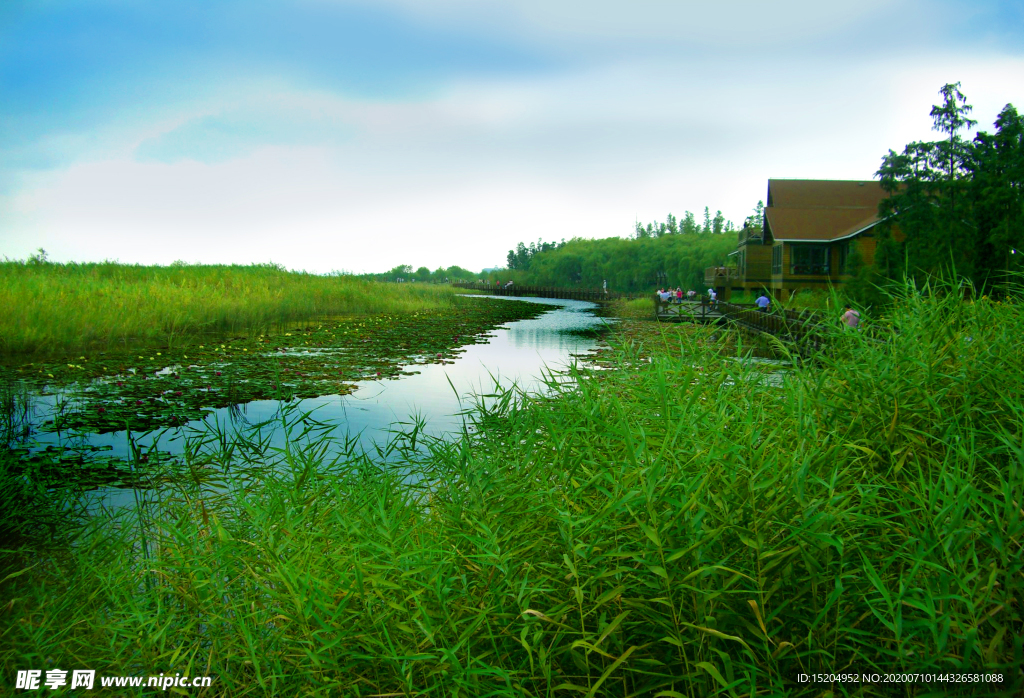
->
(704, 266, 737, 286)
(716, 301, 828, 350)
(654, 297, 747, 321)
(655, 296, 830, 352)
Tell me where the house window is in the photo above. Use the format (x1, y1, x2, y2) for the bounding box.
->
(771, 245, 782, 274)
(838, 241, 854, 274)
(790, 244, 830, 275)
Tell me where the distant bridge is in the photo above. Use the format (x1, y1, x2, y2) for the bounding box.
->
(450, 282, 640, 302)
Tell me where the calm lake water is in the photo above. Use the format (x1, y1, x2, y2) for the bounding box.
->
(23, 296, 607, 504)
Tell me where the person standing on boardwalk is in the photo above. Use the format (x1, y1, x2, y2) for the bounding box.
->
(603, 279, 608, 295)
(676, 287, 683, 304)
(842, 304, 861, 328)
(755, 292, 771, 313)
(708, 288, 717, 309)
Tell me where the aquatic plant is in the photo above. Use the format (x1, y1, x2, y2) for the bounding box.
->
(4, 298, 545, 444)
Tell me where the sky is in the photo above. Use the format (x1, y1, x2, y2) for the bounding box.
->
(1, 1, 1022, 274)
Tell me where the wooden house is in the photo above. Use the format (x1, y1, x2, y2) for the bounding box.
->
(710, 179, 893, 300)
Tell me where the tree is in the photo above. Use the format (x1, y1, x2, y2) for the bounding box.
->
(515, 242, 530, 270)
(877, 83, 980, 280)
(386, 264, 412, 280)
(712, 210, 725, 235)
(931, 82, 978, 182)
(971, 104, 1024, 284)
(745, 201, 765, 233)
(876, 83, 1022, 289)
(681, 211, 697, 235)
(702, 207, 712, 234)
(445, 265, 476, 281)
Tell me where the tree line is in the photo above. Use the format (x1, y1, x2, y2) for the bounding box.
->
(362, 203, 752, 292)
(500, 234, 737, 292)
(361, 264, 481, 284)
(633, 206, 741, 239)
(491, 207, 761, 292)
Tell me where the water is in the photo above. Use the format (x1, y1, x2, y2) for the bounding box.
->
(16, 297, 607, 504)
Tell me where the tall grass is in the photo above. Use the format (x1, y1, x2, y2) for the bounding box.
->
(2, 281, 1022, 696)
(0, 261, 468, 355)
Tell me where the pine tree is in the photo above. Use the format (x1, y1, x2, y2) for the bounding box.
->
(877, 83, 980, 279)
(877, 83, 1021, 288)
(682, 212, 697, 235)
(712, 210, 725, 235)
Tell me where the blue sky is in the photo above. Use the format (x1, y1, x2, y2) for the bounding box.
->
(2, 0, 1022, 272)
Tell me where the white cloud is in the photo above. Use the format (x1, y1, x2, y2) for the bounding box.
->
(4, 30, 1022, 273)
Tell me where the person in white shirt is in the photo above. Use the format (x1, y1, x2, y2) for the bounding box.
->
(755, 292, 770, 312)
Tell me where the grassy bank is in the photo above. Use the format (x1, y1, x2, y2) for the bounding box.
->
(0, 261, 469, 356)
(2, 284, 1022, 696)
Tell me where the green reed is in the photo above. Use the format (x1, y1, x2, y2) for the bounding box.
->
(0, 261, 467, 356)
(1, 281, 1021, 696)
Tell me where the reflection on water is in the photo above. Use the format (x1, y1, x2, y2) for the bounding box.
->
(15, 297, 607, 504)
(322, 296, 606, 442)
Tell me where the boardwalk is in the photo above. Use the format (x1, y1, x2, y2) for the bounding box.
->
(655, 299, 729, 323)
(450, 282, 638, 302)
(657, 296, 828, 353)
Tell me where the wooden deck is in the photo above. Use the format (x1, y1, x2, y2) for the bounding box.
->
(657, 296, 828, 354)
(655, 299, 731, 323)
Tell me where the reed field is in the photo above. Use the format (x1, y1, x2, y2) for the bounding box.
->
(2, 282, 1022, 696)
(0, 261, 469, 356)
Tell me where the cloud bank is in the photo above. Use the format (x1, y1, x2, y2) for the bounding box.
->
(1, 0, 1021, 272)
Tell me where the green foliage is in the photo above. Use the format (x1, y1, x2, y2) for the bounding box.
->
(745, 200, 765, 235)
(506, 238, 565, 271)
(843, 240, 889, 308)
(0, 461, 72, 549)
(501, 233, 736, 292)
(877, 83, 1024, 288)
(634, 207, 737, 240)
(4, 282, 1022, 695)
(972, 104, 1024, 281)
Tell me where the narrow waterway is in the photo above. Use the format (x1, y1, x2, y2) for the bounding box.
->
(19, 297, 607, 504)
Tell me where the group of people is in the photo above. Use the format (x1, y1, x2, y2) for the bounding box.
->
(658, 286, 863, 328)
(657, 288, 699, 304)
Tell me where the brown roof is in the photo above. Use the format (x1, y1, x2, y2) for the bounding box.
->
(765, 179, 891, 242)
